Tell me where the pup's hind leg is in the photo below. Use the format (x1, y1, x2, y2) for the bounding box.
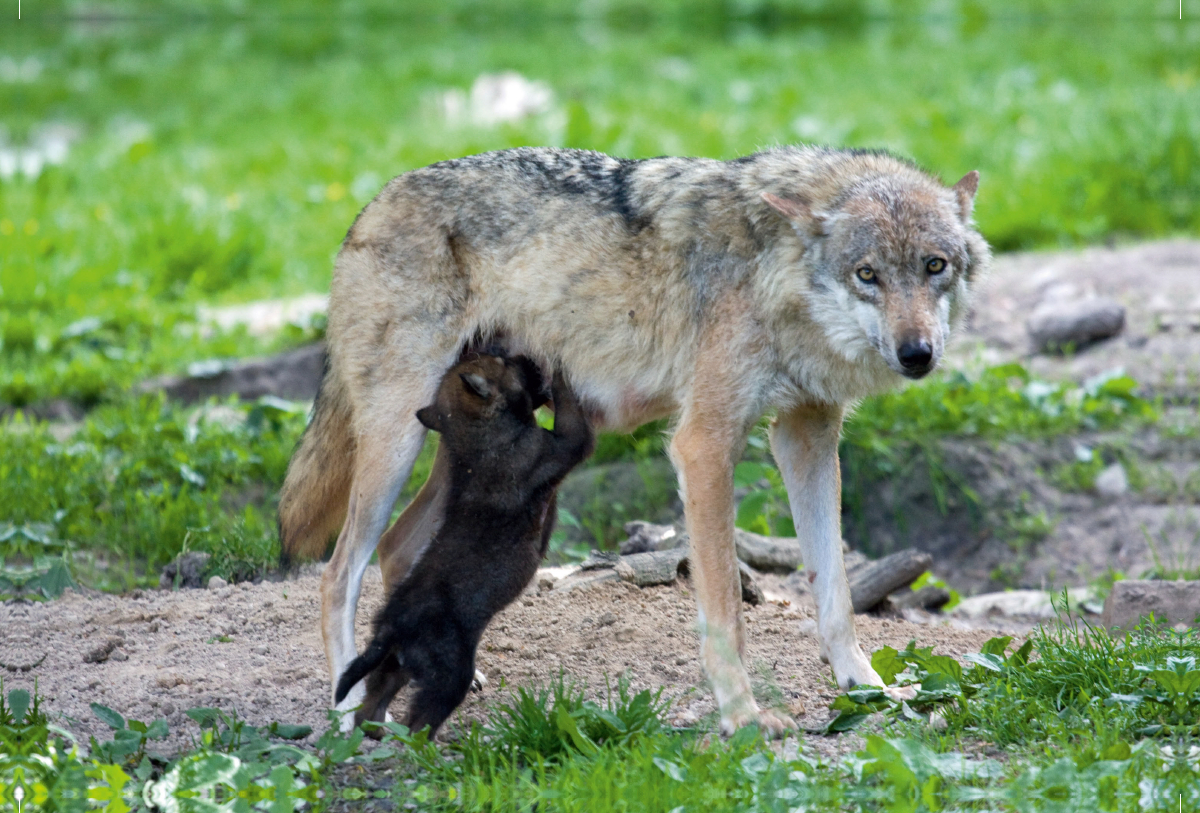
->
(376, 445, 487, 693)
(355, 653, 411, 739)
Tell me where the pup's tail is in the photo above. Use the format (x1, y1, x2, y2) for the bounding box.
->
(335, 638, 392, 705)
(278, 359, 355, 569)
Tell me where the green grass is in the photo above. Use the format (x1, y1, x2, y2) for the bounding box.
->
(13, 613, 1200, 812)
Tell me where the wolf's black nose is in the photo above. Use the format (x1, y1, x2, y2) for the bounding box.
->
(897, 340, 933, 370)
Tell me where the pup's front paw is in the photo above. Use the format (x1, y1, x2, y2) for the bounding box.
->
(471, 669, 488, 692)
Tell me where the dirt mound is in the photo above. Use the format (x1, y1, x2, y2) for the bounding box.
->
(5, 567, 999, 758)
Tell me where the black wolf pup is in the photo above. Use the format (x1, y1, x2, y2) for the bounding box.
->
(334, 354, 593, 736)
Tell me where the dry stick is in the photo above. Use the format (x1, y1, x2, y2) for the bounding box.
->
(848, 549, 933, 613)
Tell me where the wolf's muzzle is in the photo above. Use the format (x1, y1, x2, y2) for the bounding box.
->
(897, 339, 934, 378)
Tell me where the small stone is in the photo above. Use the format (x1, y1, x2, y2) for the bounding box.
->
(1094, 463, 1128, 498)
(109, 649, 129, 662)
(928, 711, 948, 731)
(252, 645, 269, 655)
(1026, 296, 1125, 353)
(788, 698, 806, 717)
(83, 638, 121, 664)
(158, 551, 212, 590)
(675, 656, 688, 665)
(597, 612, 617, 627)
(614, 627, 636, 643)
(207, 576, 229, 590)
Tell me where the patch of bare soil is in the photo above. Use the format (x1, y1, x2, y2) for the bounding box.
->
(4, 566, 1000, 760)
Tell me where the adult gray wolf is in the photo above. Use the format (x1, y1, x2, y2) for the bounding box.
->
(279, 145, 989, 736)
(334, 354, 593, 737)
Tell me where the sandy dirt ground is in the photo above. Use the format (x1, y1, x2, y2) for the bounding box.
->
(4, 565, 1001, 759)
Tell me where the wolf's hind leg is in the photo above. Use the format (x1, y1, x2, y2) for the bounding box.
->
(321, 394, 440, 730)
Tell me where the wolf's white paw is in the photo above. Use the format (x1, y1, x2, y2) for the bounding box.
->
(718, 707, 796, 740)
(334, 683, 366, 733)
(471, 669, 488, 692)
(826, 644, 884, 691)
(883, 684, 919, 701)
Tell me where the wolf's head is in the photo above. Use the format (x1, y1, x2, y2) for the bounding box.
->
(762, 156, 989, 381)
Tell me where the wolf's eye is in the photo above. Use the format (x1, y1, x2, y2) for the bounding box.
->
(926, 257, 946, 274)
(856, 266, 876, 283)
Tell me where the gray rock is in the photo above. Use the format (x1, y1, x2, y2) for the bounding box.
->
(1094, 463, 1128, 497)
(1026, 297, 1125, 353)
(140, 342, 325, 403)
(159, 552, 212, 590)
(1102, 580, 1200, 631)
(207, 575, 229, 590)
(620, 521, 683, 555)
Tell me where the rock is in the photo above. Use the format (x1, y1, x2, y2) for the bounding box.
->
(207, 575, 229, 590)
(615, 547, 689, 587)
(83, 638, 122, 664)
(620, 521, 683, 555)
(159, 552, 211, 590)
(848, 549, 932, 613)
(1094, 463, 1128, 498)
(1026, 297, 1125, 353)
(1102, 580, 1200, 632)
(551, 568, 621, 593)
(614, 627, 636, 643)
(580, 550, 621, 571)
(597, 611, 617, 627)
(949, 588, 1093, 619)
(109, 649, 129, 662)
(139, 342, 326, 403)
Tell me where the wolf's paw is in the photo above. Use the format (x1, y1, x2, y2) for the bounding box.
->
(883, 684, 918, 701)
(471, 669, 488, 692)
(334, 683, 366, 733)
(719, 708, 796, 740)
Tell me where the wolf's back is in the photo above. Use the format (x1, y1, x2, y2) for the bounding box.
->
(278, 360, 355, 567)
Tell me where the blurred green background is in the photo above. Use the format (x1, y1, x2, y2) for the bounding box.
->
(3, 1, 1197, 403)
(0, 1, 1194, 588)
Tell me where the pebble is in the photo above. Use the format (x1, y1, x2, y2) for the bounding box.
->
(207, 576, 229, 590)
(1094, 462, 1128, 497)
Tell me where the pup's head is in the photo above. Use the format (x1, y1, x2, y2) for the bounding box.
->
(416, 354, 547, 440)
(764, 160, 988, 380)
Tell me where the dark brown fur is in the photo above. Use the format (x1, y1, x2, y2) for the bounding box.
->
(334, 355, 593, 736)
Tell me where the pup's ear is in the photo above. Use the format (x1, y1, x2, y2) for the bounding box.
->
(761, 192, 826, 237)
(415, 406, 442, 431)
(460, 372, 492, 399)
(951, 170, 979, 221)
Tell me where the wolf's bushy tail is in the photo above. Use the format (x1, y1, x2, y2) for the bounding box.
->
(278, 362, 355, 568)
(334, 638, 392, 705)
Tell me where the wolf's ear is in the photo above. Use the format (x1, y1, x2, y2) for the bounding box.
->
(460, 372, 492, 399)
(416, 406, 442, 431)
(952, 171, 980, 221)
(761, 192, 825, 237)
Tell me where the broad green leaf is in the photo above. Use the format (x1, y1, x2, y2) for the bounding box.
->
(653, 756, 687, 781)
(736, 490, 771, 528)
(733, 462, 769, 488)
(980, 636, 1014, 657)
(8, 689, 30, 722)
(270, 723, 313, 740)
(555, 705, 598, 756)
(91, 703, 126, 730)
(871, 646, 904, 686)
(963, 652, 1005, 672)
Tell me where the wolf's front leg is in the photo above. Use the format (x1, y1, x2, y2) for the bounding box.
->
(770, 403, 913, 700)
(671, 417, 794, 739)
